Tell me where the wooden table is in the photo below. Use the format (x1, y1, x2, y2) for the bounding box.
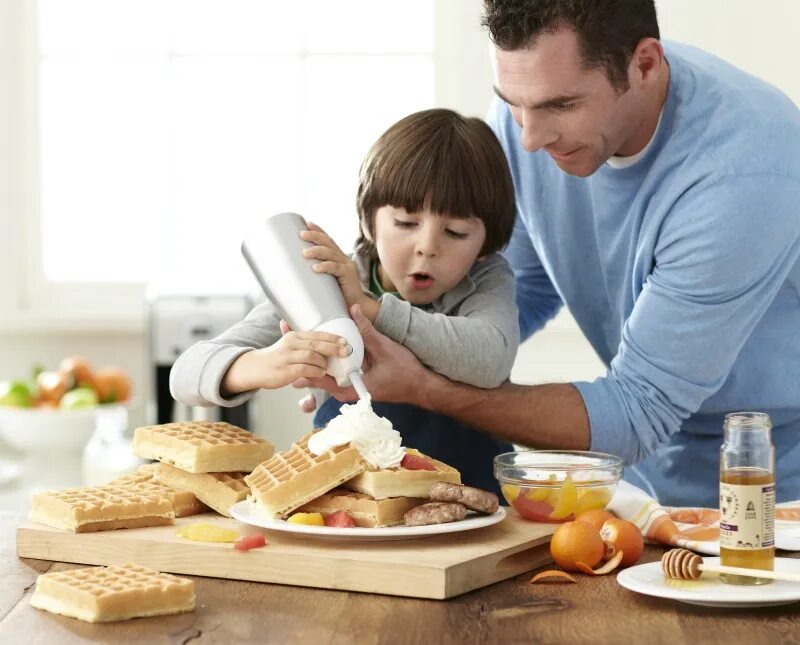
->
(2, 512, 798, 644)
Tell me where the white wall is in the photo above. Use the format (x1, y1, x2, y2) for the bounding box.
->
(2, 0, 798, 451)
(657, 0, 800, 105)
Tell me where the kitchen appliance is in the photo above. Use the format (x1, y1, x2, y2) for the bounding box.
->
(148, 293, 255, 427)
(241, 212, 370, 399)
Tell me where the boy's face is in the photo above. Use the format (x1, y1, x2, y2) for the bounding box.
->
(371, 205, 486, 305)
(492, 28, 647, 177)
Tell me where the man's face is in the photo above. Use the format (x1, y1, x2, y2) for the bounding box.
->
(492, 29, 644, 177)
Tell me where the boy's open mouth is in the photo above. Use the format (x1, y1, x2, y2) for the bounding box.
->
(409, 272, 435, 289)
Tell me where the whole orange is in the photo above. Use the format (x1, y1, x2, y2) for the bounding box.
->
(575, 509, 614, 532)
(549, 521, 605, 572)
(600, 518, 644, 567)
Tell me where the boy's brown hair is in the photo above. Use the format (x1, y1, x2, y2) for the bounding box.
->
(356, 108, 516, 259)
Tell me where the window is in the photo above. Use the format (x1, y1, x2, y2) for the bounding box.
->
(25, 0, 440, 320)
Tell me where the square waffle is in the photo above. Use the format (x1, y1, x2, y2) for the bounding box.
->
(31, 564, 195, 623)
(106, 463, 158, 485)
(298, 488, 426, 527)
(154, 463, 249, 517)
(132, 421, 274, 473)
(107, 465, 207, 518)
(245, 431, 366, 518)
(343, 451, 461, 500)
(30, 485, 175, 533)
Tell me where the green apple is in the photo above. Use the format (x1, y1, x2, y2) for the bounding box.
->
(0, 380, 33, 407)
(59, 387, 99, 410)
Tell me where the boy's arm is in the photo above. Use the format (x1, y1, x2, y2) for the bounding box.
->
(169, 300, 284, 408)
(371, 254, 520, 388)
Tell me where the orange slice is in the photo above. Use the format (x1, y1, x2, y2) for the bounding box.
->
(549, 476, 578, 520)
(501, 483, 521, 504)
(529, 569, 577, 584)
(575, 550, 624, 575)
(176, 523, 240, 543)
(287, 512, 325, 526)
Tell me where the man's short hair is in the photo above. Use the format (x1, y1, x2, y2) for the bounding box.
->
(356, 109, 516, 258)
(482, 0, 660, 91)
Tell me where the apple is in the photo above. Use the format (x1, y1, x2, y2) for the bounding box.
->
(93, 367, 132, 403)
(37, 370, 69, 405)
(59, 356, 95, 390)
(0, 380, 33, 407)
(59, 387, 99, 410)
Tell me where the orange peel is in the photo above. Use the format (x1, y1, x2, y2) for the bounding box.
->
(529, 570, 577, 584)
(575, 550, 624, 575)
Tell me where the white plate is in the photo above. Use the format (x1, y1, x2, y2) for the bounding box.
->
(617, 557, 800, 607)
(230, 500, 506, 541)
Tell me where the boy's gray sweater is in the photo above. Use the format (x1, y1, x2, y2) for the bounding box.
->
(170, 251, 520, 408)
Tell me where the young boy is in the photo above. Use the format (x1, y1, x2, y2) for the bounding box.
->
(170, 109, 519, 494)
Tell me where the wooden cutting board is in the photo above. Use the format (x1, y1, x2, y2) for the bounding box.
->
(17, 512, 554, 600)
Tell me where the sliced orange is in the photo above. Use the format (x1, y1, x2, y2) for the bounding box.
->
(574, 550, 624, 575)
(549, 476, 578, 520)
(501, 483, 521, 504)
(573, 486, 613, 515)
(529, 570, 577, 584)
(525, 486, 552, 502)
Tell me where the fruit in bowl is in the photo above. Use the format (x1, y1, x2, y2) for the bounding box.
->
(494, 450, 622, 523)
(0, 356, 132, 453)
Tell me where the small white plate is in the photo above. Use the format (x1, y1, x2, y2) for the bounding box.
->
(230, 500, 506, 542)
(617, 557, 800, 607)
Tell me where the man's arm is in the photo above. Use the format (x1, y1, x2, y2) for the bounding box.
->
(296, 304, 590, 450)
(417, 373, 590, 450)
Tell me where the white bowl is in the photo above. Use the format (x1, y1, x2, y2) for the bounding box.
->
(0, 406, 107, 453)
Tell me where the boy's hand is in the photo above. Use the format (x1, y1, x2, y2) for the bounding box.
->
(221, 323, 349, 395)
(291, 304, 425, 405)
(300, 223, 373, 315)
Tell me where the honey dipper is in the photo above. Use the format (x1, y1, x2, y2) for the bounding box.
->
(661, 548, 800, 583)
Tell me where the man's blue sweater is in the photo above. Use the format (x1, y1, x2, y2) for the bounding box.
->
(489, 42, 800, 505)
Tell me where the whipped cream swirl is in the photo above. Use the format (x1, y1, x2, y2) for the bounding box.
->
(308, 398, 406, 469)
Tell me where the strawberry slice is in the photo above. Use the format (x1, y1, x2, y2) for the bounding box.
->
(325, 510, 356, 528)
(233, 533, 267, 551)
(400, 453, 437, 471)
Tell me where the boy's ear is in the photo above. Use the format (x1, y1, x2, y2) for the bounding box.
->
(360, 217, 374, 242)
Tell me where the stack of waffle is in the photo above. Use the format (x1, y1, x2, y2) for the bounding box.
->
(245, 432, 462, 526)
(29, 420, 274, 532)
(132, 421, 274, 517)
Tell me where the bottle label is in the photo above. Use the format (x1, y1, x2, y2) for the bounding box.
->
(719, 483, 775, 549)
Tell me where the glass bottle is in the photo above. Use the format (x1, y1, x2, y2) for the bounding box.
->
(719, 412, 775, 585)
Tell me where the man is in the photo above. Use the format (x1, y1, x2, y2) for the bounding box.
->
(300, 0, 800, 506)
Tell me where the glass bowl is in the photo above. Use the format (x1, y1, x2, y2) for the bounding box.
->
(494, 450, 623, 523)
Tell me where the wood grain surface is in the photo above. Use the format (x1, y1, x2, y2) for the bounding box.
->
(16, 511, 554, 599)
(4, 512, 800, 644)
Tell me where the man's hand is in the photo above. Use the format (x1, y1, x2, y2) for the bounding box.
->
(292, 304, 428, 404)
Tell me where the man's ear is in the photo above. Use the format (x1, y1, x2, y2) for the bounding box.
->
(630, 37, 664, 88)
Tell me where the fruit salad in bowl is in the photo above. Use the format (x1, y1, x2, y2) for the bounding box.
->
(494, 450, 622, 523)
(0, 356, 132, 453)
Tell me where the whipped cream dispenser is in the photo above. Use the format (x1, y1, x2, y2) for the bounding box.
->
(242, 212, 370, 400)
